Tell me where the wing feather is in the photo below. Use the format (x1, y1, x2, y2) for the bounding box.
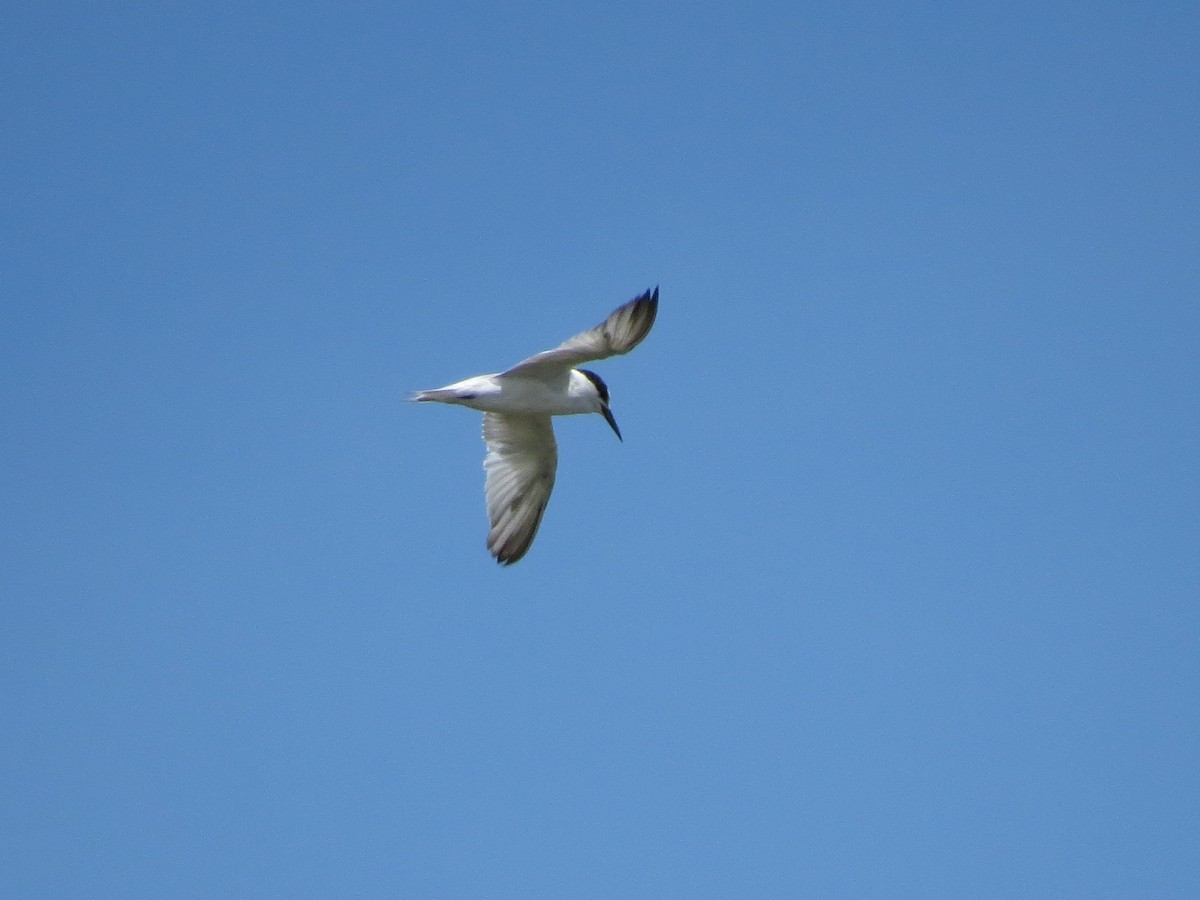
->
(501, 286, 658, 377)
(482, 413, 558, 565)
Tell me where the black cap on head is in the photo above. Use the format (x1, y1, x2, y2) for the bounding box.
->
(577, 368, 610, 404)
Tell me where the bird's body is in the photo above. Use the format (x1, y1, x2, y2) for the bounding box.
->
(414, 287, 659, 565)
(413, 368, 597, 417)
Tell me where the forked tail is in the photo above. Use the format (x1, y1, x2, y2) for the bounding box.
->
(410, 389, 457, 403)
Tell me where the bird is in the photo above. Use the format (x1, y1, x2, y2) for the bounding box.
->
(413, 286, 659, 565)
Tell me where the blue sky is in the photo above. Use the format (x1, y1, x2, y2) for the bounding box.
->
(3, 2, 1198, 896)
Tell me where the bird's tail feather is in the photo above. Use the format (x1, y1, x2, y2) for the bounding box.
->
(410, 389, 456, 403)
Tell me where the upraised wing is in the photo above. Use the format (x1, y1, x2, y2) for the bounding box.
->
(501, 286, 659, 378)
(482, 413, 558, 565)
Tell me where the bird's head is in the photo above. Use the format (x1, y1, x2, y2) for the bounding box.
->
(577, 368, 622, 441)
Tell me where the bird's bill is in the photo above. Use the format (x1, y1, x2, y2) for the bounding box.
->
(601, 406, 623, 441)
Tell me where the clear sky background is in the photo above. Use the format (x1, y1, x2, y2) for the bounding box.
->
(3, 2, 1198, 897)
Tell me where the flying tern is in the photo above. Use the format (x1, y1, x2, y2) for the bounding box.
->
(414, 286, 659, 565)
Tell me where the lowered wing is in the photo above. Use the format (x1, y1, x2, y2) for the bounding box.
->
(482, 413, 558, 565)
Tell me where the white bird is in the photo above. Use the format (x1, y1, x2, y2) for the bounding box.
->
(413, 287, 659, 565)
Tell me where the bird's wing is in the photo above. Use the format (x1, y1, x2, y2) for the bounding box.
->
(482, 413, 558, 565)
(501, 286, 659, 378)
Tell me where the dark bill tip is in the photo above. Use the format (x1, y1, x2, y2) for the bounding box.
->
(601, 406, 623, 442)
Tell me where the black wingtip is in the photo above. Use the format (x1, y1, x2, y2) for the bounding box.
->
(630, 285, 659, 332)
